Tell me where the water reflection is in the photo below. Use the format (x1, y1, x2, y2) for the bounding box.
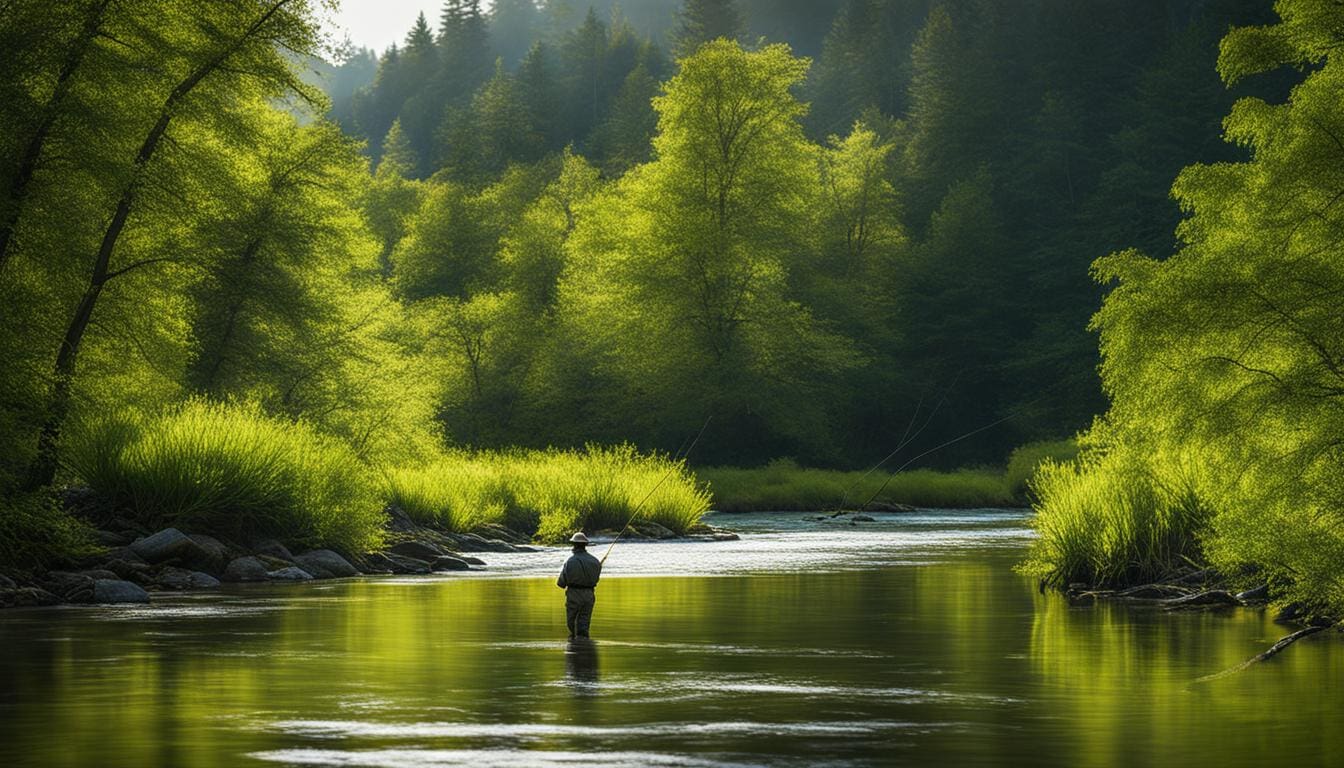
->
(565, 638, 601, 694)
(0, 511, 1340, 767)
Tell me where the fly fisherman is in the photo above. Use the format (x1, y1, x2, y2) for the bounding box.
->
(557, 532, 602, 638)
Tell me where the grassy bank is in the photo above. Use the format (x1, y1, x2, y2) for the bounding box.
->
(55, 401, 710, 554)
(68, 400, 386, 553)
(701, 441, 1077, 512)
(383, 445, 711, 542)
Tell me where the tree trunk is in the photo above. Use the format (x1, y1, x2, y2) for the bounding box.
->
(0, 0, 112, 278)
(24, 0, 297, 490)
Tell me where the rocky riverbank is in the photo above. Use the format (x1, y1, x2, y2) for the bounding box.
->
(0, 500, 739, 609)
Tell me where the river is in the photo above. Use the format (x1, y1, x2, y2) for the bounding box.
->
(1, 510, 1340, 767)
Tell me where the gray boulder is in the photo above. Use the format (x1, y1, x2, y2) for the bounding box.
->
(363, 552, 431, 574)
(154, 566, 195, 590)
(188, 571, 221, 589)
(93, 579, 150, 604)
(42, 571, 95, 603)
(267, 566, 314, 581)
(253, 539, 295, 562)
(430, 555, 471, 571)
(102, 558, 151, 581)
(78, 569, 120, 581)
(390, 540, 444, 560)
(130, 528, 212, 568)
(293, 550, 359, 579)
(460, 556, 486, 566)
(187, 534, 231, 573)
(222, 556, 269, 583)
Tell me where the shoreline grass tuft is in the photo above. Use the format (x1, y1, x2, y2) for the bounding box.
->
(383, 445, 711, 542)
(67, 400, 385, 553)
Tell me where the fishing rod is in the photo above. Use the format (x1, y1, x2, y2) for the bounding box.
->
(601, 415, 713, 565)
(849, 374, 1085, 512)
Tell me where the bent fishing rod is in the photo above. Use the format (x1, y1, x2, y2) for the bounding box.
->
(600, 415, 713, 565)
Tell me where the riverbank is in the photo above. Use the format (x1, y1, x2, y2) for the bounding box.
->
(0, 499, 739, 609)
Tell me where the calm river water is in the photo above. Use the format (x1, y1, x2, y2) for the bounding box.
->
(2, 510, 1341, 767)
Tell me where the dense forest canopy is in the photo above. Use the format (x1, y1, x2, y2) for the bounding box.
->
(0, 0, 1296, 527)
(311, 0, 1288, 466)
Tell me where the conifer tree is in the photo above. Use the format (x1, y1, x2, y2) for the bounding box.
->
(674, 0, 744, 56)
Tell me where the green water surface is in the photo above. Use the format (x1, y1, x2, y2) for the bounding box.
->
(1, 511, 1339, 767)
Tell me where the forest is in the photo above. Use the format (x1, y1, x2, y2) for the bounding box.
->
(3, 0, 1342, 613)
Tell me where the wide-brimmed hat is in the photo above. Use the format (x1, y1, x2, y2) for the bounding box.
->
(569, 532, 590, 544)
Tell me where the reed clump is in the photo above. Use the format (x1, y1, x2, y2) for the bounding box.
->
(382, 444, 711, 542)
(1019, 446, 1210, 588)
(66, 400, 385, 553)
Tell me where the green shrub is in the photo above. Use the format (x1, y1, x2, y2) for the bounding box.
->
(66, 400, 384, 553)
(1019, 447, 1210, 588)
(383, 445, 710, 542)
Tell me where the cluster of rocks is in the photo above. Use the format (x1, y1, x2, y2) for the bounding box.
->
(0, 498, 741, 610)
(0, 514, 536, 608)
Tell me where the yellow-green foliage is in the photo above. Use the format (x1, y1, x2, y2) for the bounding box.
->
(701, 458, 1016, 512)
(383, 445, 710, 542)
(67, 400, 384, 553)
(1020, 446, 1210, 588)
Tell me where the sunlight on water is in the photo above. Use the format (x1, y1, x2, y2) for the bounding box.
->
(2, 510, 1341, 767)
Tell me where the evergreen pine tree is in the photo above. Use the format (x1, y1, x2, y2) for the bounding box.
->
(674, 0, 744, 56)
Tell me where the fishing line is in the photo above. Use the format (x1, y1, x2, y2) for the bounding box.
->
(600, 415, 713, 565)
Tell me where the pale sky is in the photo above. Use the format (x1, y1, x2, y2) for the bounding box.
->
(323, 1, 460, 55)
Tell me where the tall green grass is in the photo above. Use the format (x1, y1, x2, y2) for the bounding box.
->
(1019, 448, 1210, 588)
(67, 400, 384, 553)
(383, 444, 711, 542)
(1004, 439, 1079, 499)
(700, 458, 1017, 511)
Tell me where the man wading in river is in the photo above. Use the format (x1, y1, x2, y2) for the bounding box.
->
(557, 532, 602, 638)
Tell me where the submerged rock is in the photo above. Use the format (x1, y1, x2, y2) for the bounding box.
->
(93, 579, 150, 604)
(267, 567, 314, 581)
(222, 556, 269, 583)
(293, 550, 359, 579)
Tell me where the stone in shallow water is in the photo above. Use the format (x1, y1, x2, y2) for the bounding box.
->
(188, 571, 221, 588)
(93, 579, 150, 604)
(267, 567, 314, 581)
(390, 540, 444, 560)
(293, 550, 359, 579)
(222, 556, 269, 583)
(431, 555, 470, 571)
(154, 566, 196, 590)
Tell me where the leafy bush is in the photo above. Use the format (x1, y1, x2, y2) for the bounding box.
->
(66, 400, 384, 553)
(384, 445, 710, 542)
